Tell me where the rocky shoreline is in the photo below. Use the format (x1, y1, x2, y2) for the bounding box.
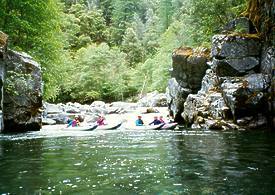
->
(42, 92, 170, 128)
(167, 16, 274, 131)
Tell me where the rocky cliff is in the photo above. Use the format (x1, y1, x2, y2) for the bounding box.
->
(167, 1, 274, 130)
(0, 31, 42, 132)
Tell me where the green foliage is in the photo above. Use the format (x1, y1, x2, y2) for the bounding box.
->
(4, 71, 31, 96)
(121, 27, 144, 66)
(0, 0, 67, 100)
(60, 43, 135, 103)
(1, 0, 247, 103)
(62, 3, 109, 50)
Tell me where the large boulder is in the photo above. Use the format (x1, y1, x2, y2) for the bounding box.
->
(182, 94, 207, 126)
(182, 92, 231, 126)
(171, 47, 209, 91)
(198, 69, 220, 95)
(213, 57, 260, 77)
(211, 35, 261, 59)
(137, 91, 167, 107)
(2, 50, 42, 132)
(166, 78, 191, 122)
(221, 74, 271, 120)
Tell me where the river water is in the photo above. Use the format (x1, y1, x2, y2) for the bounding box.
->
(0, 128, 274, 194)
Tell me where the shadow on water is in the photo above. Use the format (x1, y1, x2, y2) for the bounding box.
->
(173, 130, 275, 194)
(0, 129, 274, 194)
(0, 138, 48, 194)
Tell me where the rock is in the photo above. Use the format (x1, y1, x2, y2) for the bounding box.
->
(90, 101, 106, 108)
(47, 113, 69, 124)
(237, 114, 268, 129)
(65, 106, 81, 114)
(204, 119, 223, 130)
(166, 78, 192, 121)
(172, 47, 209, 91)
(211, 35, 261, 59)
(142, 107, 159, 114)
(221, 73, 271, 120)
(2, 50, 42, 132)
(222, 17, 256, 34)
(191, 123, 201, 129)
(213, 57, 260, 77)
(182, 94, 206, 125)
(42, 118, 56, 125)
(110, 102, 137, 111)
(198, 69, 220, 95)
(89, 107, 108, 115)
(137, 91, 167, 107)
(208, 93, 232, 120)
(195, 116, 205, 124)
(261, 47, 274, 75)
(45, 102, 64, 114)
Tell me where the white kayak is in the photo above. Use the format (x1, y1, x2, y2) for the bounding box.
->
(161, 123, 178, 130)
(64, 124, 98, 131)
(95, 122, 123, 130)
(124, 123, 165, 130)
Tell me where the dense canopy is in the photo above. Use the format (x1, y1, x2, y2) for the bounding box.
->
(0, 0, 246, 103)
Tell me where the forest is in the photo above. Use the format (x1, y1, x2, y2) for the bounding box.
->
(0, 0, 246, 103)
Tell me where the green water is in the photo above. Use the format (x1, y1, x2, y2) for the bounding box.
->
(0, 129, 274, 194)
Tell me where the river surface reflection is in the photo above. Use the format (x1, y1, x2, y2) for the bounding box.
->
(0, 128, 274, 194)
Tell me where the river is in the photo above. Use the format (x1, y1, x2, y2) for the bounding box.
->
(0, 128, 274, 194)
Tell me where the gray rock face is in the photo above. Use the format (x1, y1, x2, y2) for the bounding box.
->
(2, 50, 42, 132)
(166, 78, 192, 121)
(172, 47, 209, 91)
(198, 69, 220, 95)
(213, 57, 260, 77)
(261, 47, 274, 75)
(221, 74, 270, 120)
(168, 47, 209, 121)
(211, 35, 261, 59)
(168, 13, 274, 130)
(137, 91, 167, 107)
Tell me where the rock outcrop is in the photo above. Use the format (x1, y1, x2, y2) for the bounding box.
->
(168, 1, 274, 130)
(167, 47, 209, 122)
(0, 31, 42, 132)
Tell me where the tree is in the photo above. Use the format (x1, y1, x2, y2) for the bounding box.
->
(110, 0, 141, 44)
(0, 0, 68, 100)
(121, 27, 144, 66)
(158, 0, 173, 32)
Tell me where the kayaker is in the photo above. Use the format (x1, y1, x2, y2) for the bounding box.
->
(67, 116, 80, 127)
(159, 116, 165, 124)
(135, 116, 144, 126)
(96, 115, 106, 126)
(149, 116, 162, 125)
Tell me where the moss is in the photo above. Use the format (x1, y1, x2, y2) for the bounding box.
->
(0, 31, 8, 47)
(174, 46, 211, 59)
(174, 47, 193, 56)
(226, 32, 261, 39)
(242, 0, 274, 39)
